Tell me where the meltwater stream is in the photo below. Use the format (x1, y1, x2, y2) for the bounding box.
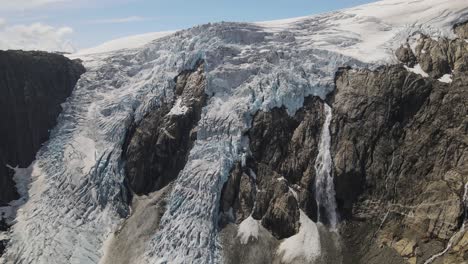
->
(314, 103, 338, 230)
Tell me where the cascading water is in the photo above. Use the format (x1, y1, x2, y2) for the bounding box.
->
(314, 103, 338, 230)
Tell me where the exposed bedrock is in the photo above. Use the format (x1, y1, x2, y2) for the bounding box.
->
(335, 29, 468, 263)
(220, 97, 326, 239)
(123, 60, 207, 195)
(397, 22, 468, 79)
(0, 50, 85, 206)
(219, 97, 343, 263)
(102, 62, 207, 264)
(454, 21, 468, 40)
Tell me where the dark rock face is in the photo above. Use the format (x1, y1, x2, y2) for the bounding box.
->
(395, 44, 417, 67)
(219, 162, 256, 226)
(0, 240, 5, 257)
(220, 97, 327, 239)
(0, 218, 7, 254)
(454, 21, 468, 39)
(334, 31, 467, 263)
(124, 61, 207, 195)
(330, 66, 434, 220)
(397, 29, 468, 78)
(0, 50, 85, 206)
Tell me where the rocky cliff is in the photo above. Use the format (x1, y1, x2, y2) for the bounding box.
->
(0, 51, 84, 206)
(335, 23, 468, 264)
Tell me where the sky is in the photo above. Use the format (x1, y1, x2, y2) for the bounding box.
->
(0, 0, 378, 52)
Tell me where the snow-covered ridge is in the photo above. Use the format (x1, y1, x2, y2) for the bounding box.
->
(73, 31, 175, 56)
(75, 0, 467, 63)
(3, 0, 468, 264)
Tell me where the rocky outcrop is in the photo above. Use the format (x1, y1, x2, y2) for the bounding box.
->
(220, 97, 326, 239)
(219, 97, 344, 263)
(123, 61, 207, 195)
(333, 64, 466, 264)
(0, 50, 85, 206)
(454, 21, 468, 39)
(0, 218, 7, 255)
(334, 28, 468, 264)
(101, 62, 208, 264)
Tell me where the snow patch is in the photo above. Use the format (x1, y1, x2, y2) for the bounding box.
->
(237, 216, 260, 244)
(73, 31, 175, 56)
(289, 186, 298, 201)
(277, 210, 321, 263)
(168, 98, 189, 116)
(438, 73, 453, 83)
(405, 64, 429, 77)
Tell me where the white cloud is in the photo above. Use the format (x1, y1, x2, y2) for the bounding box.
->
(85, 16, 151, 25)
(0, 18, 6, 28)
(0, 0, 70, 11)
(0, 20, 75, 52)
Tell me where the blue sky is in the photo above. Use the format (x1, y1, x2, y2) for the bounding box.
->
(0, 0, 378, 51)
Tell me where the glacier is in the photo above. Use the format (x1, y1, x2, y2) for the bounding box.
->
(2, 0, 468, 263)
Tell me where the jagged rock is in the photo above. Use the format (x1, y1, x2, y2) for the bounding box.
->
(124, 61, 207, 194)
(332, 40, 467, 263)
(0, 50, 84, 206)
(260, 177, 299, 239)
(331, 65, 433, 219)
(447, 38, 468, 73)
(0, 218, 7, 232)
(454, 21, 468, 39)
(393, 238, 416, 257)
(411, 33, 468, 78)
(219, 163, 255, 225)
(413, 36, 451, 78)
(451, 230, 468, 261)
(0, 240, 6, 257)
(396, 44, 417, 67)
(220, 97, 326, 240)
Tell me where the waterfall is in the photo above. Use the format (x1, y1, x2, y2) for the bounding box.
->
(314, 103, 338, 230)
